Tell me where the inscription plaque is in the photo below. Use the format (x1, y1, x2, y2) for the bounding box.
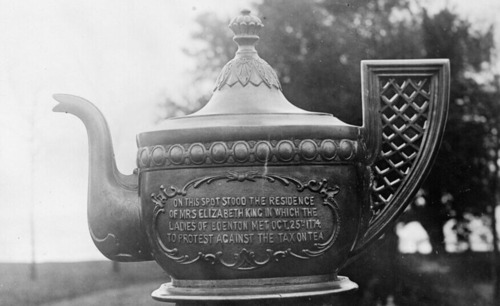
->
(151, 171, 340, 270)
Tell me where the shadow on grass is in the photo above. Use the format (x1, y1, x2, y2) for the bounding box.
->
(341, 234, 494, 306)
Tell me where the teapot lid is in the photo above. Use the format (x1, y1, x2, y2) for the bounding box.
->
(190, 9, 309, 116)
(140, 10, 353, 146)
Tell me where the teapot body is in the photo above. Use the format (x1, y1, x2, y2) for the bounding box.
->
(139, 135, 370, 283)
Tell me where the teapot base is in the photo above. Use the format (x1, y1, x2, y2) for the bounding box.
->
(151, 275, 358, 302)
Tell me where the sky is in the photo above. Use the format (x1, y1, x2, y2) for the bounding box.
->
(1, 0, 499, 263)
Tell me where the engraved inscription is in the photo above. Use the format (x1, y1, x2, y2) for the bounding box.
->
(166, 195, 321, 245)
(151, 171, 341, 270)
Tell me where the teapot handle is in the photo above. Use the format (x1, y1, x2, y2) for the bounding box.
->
(348, 59, 450, 261)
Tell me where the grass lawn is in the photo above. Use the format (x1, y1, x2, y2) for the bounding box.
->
(0, 261, 167, 306)
(45, 283, 169, 306)
(0, 252, 495, 306)
(343, 251, 495, 306)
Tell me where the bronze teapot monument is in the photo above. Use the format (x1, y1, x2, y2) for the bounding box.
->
(53, 10, 449, 302)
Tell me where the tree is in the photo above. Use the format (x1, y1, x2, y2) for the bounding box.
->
(177, 0, 497, 253)
(417, 8, 497, 254)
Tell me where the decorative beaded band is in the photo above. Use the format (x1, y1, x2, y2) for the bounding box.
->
(137, 139, 360, 169)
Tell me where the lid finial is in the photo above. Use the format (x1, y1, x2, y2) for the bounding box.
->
(229, 10, 264, 54)
(212, 10, 281, 91)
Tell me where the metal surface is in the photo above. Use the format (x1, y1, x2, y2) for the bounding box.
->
(351, 60, 450, 260)
(151, 275, 358, 302)
(52, 94, 152, 262)
(53, 9, 450, 302)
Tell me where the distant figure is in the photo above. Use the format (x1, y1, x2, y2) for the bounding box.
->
(396, 221, 432, 254)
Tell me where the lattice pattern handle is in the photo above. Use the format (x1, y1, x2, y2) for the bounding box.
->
(351, 59, 450, 259)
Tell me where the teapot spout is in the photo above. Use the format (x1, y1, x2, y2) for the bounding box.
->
(53, 94, 152, 261)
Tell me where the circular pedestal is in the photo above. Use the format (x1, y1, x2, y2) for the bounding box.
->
(151, 275, 358, 302)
